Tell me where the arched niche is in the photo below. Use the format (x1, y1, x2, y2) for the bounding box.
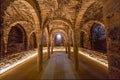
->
(91, 24, 107, 53)
(29, 32, 37, 50)
(80, 31, 88, 48)
(7, 24, 27, 55)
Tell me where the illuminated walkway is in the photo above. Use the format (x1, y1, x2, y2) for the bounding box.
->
(0, 51, 108, 80)
(41, 52, 79, 79)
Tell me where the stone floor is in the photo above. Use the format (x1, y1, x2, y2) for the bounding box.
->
(0, 52, 108, 80)
(41, 52, 79, 79)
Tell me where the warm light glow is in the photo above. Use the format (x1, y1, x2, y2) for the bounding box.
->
(0, 49, 48, 75)
(70, 48, 108, 67)
(53, 47, 65, 51)
(0, 53, 37, 75)
(78, 51, 108, 67)
(0, 48, 65, 75)
(0, 47, 108, 75)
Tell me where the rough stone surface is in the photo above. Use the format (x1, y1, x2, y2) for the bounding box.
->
(0, 0, 120, 79)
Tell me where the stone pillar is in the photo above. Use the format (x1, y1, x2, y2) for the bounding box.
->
(0, 31, 5, 57)
(66, 43, 68, 53)
(37, 32, 43, 72)
(73, 28, 79, 70)
(68, 42, 71, 58)
(0, 31, 2, 57)
(103, 0, 120, 79)
(4, 42, 7, 56)
(47, 39, 50, 59)
(68, 33, 71, 58)
(51, 41, 53, 54)
(27, 39, 30, 50)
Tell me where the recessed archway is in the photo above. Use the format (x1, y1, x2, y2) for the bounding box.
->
(29, 32, 37, 50)
(7, 24, 27, 55)
(91, 24, 107, 53)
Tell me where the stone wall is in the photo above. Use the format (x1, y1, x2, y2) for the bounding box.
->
(103, 0, 120, 79)
(0, 31, 2, 57)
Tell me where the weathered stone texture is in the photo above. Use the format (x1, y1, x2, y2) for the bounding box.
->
(0, 0, 120, 79)
(103, 0, 120, 79)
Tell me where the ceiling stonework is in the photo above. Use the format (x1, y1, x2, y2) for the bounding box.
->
(80, 1, 103, 28)
(38, 0, 82, 25)
(1, 0, 104, 36)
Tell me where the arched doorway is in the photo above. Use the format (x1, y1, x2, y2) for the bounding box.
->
(91, 24, 107, 53)
(29, 32, 37, 50)
(7, 24, 27, 55)
(54, 33, 64, 47)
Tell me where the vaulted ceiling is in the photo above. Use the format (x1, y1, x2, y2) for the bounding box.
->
(1, 0, 104, 39)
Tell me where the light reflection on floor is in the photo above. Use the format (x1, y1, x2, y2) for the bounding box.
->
(0, 47, 108, 75)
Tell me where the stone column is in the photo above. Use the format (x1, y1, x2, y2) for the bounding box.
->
(47, 38, 50, 59)
(73, 28, 79, 70)
(67, 33, 71, 58)
(37, 31, 43, 72)
(0, 31, 4, 57)
(66, 43, 68, 53)
(51, 41, 53, 54)
(0, 39, 1, 58)
(68, 42, 71, 58)
(4, 42, 7, 56)
(27, 39, 30, 50)
(103, 0, 120, 79)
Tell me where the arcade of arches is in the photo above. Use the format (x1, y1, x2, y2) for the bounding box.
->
(0, 0, 120, 79)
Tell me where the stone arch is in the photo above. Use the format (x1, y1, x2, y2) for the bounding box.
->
(18, 0, 41, 33)
(7, 24, 27, 55)
(28, 32, 37, 50)
(50, 29, 68, 41)
(45, 18, 72, 30)
(0, 0, 41, 26)
(75, 0, 103, 29)
(52, 18, 72, 27)
(81, 20, 107, 52)
(3, 21, 29, 45)
(50, 27, 67, 35)
(51, 29, 68, 47)
(81, 20, 106, 33)
(75, 0, 96, 28)
(90, 24, 107, 53)
(2, 0, 42, 48)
